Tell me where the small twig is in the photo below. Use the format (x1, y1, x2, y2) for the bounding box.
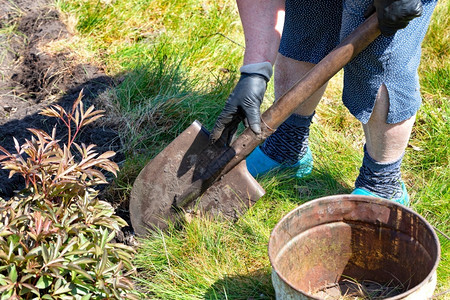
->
(432, 289, 450, 299)
(433, 226, 450, 241)
(161, 233, 171, 270)
(200, 32, 245, 48)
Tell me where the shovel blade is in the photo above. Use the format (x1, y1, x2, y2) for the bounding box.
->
(130, 120, 265, 236)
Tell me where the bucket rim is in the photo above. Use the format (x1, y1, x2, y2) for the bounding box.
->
(268, 194, 441, 300)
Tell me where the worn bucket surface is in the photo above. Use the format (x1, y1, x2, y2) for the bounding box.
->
(129, 120, 265, 236)
(268, 195, 440, 299)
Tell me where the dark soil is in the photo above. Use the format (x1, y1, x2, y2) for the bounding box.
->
(0, 0, 123, 197)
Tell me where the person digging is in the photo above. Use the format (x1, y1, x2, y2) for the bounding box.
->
(211, 0, 437, 206)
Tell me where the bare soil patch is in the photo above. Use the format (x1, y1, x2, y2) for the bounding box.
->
(0, 0, 123, 197)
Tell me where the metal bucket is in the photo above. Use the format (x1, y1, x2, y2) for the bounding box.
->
(268, 195, 440, 299)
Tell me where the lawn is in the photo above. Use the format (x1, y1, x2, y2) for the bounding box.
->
(54, 0, 450, 298)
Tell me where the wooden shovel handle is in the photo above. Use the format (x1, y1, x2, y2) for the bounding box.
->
(222, 13, 381, 175)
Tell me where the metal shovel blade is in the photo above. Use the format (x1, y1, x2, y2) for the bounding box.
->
(129, 120, 265, 236)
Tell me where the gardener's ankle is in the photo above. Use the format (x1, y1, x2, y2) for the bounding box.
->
(354, 145, 404, 199)
(261, 112, 314, 165)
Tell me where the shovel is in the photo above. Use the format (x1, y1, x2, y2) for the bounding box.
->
(130, 14, 381, 236)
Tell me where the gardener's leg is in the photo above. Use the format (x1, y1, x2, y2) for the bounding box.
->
(263, 54, 326, 162)
(246, 0, 342, 178)
(363, 84, 415, 163)
(274, 55, 325, 116)
(245, 54, 326, 178)
(353, 84, 415, 201)
(341, 0, 437, 204)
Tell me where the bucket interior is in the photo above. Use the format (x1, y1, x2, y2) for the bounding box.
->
(269, 195, 440, 299)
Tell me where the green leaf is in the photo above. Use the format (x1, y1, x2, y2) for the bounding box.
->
(7, 237, 17, 261)
(103, 262, 120, 274)
(25, 246, 42, 259)
(115, 249, 133, 262)
(0, 229, 12, 237)
(18, 286, 31, 296)
(36, 275, 52, 289)
(8, 264, 17, 282)
(52, 283, 72, 295)
(46, 257, 66, 267)
(0, 281, 14, 293)
(41, 244, 50, 263)
(19, 274, 35, 283)
(69, 281, 90, 296)
(96, 248, 108, 276)
(81, 294, 92, 300)
(0, 251, 8, 261)
(100, 228, 108, 249)
(60, 237, 78, 257)
(0, 288, 14, 300)
(0, 274, 7, 285)
(19, 283, 39, 296)
(12, 255, 25, 263)
(53, 278, 63, 291)
(79, 234, 88, 245)
(67, 263, 94, 281)
(72, 257, 96, 265)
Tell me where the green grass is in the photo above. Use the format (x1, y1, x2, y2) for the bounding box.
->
(55, 0, 243, 75)
(0, 4, 25, 81)
(55, 0, 449, 298)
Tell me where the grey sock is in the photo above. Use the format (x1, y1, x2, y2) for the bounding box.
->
(261, 112, 314, 165)
(355, 145, 404, 199)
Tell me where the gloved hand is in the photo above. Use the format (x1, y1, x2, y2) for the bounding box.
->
(210, 62, 272, 145)
(370, 0, 423, 36)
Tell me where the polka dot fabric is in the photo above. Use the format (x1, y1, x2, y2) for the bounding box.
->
(279, 0, 344, 64)
(279, 0, 438, 124)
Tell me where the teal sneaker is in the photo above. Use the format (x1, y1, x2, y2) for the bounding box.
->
(246, 146, 313, 178)
(351, 181, 410, 206)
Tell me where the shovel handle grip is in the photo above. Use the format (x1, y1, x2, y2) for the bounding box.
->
(222, 13, 381, 175)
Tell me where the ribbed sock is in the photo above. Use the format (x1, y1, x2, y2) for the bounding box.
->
(260, 113, 314, 165)
(355, 145, 404, 199)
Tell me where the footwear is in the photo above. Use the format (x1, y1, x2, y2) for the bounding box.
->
(351, 181, 410, 206)
(246, 145, 313, 178)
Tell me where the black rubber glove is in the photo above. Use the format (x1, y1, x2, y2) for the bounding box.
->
(370, 0, 423, 36)
(211, 63, 272, 145)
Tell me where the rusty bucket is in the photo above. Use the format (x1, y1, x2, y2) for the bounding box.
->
(268, 195, 440, 299)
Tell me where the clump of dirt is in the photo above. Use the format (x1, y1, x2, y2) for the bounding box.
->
(0, 0, 122, 197)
